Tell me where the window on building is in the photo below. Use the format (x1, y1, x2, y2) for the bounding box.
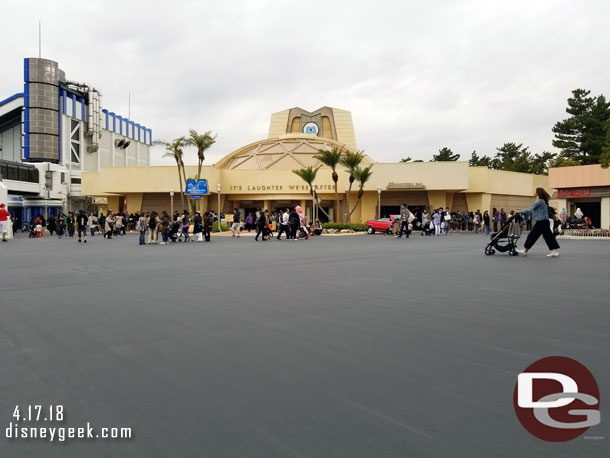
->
(70, 119, 81, 165)
(70, 177, 81, 184)
(46, 171, 53, 188)
(7, 164, 18, 180)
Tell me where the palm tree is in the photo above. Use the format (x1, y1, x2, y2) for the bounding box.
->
(340, 150, 365, 223)
(315, 146, 343, 223)
(292, 166, 331, 221)
(347, 165, 374, 221)
(187, 129, 217, 180)
(154, 137, 188, 210)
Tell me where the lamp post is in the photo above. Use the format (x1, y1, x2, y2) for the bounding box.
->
(216, 183, 222, 232)
(170, 189, 174, 217)
(312, 183, 317, 223)
(377, 186, 382, 219)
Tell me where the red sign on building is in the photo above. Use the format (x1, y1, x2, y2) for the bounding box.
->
(557, 188, 591, 198)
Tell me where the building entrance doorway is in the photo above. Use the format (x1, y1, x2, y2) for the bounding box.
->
(380, 205, 400, 219)
(243, 207, 258, 230)
(380, 205, 422, 219)
(574, 201, 601, 228)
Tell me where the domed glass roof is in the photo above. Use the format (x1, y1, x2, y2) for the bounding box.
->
(216, 134, 373, 170)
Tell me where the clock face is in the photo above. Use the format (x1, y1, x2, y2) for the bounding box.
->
(303, 122, 319, 136)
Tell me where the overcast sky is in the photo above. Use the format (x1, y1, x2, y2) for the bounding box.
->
(2, 0, 609, 165)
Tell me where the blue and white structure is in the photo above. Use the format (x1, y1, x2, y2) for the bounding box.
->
(0, 57, 152, 223)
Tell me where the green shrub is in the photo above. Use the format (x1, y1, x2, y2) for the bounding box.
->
(212, 221, 228, 232)
(322, 223, 367, 232)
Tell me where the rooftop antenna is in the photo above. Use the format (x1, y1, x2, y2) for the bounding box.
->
(38, 21, 41, 58)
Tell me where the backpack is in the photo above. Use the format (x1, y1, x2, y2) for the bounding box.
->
(149, 218, 157, 229)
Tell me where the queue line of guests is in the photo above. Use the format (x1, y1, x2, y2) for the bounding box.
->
(389, 206, 535, 237)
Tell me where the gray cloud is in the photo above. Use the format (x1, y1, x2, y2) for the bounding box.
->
(1, 0, 609, 165)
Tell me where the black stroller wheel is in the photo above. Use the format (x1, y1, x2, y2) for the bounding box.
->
(484, 246, 495, 256)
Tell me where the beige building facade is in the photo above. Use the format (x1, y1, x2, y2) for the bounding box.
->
(82, 107, 548, 221)
(549, 164, 610, 229)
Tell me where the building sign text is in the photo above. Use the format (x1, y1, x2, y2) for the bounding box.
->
(387, 182, 426, 190)
(557, 188, 591, 198)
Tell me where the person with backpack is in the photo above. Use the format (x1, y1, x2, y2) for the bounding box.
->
(76, 209, 88, 243)
(138, 213, 148, 245)
(98, 213, 105, 236)
(66, 212, 75, 237)
(203, 211, 213, 242)
(159, 211, 171, 245)
(395, 203, 411, 239)
(193, 211, 203, 242)
(88, 213, 97, 236)
(181, 210, 191, 242)
(276, 208, 290, 240)
(516, 187, 560, 258)
(483, 210, 490, 235)
(104, 211, 115, 239)
(288, 207, 300, 241)
(148, 211, 159, 244)
(255, 209, 268, 241)
(47, 214, 57, 236)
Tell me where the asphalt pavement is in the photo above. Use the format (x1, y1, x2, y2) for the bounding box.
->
(0, 231, 608, 458)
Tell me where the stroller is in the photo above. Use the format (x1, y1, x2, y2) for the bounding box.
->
(484, 215, 522, 256)
(420, 221, 435, 236)
(168, 221, 180, 242)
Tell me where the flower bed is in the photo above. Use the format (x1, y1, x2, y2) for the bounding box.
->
(562, 228, 610, 237)
(322, 228, 358, 234)
(322, 223, 367, 232)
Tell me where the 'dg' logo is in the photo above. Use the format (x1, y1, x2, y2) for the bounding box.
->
(514, 356, 600, 441)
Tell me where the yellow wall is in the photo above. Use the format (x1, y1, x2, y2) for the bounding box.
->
(267, 109, 289, 138)
(83, 165, 221, 195)
(465, 167, 545, 196)
(331, 108, 357, 150)
(82, 162, 547, 221)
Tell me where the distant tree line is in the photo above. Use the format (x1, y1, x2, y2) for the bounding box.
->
(408, 88, 610, 174)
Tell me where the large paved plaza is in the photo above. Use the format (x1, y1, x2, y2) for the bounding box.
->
(0, 232, 608, 458)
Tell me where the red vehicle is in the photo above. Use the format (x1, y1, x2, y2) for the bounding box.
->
(366, 215, 400, 234)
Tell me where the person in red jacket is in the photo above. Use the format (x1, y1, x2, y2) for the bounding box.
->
(0, 203, 11, 242)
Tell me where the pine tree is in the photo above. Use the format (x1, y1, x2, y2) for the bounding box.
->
(492, 143, 554, 175)
(469, 150, 492, 167)
(431, 147, 460, 161)
(552, 89, 610, 164)
(601, 122, 610, 168)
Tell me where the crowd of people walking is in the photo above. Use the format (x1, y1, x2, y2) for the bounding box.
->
(0, 187, 579, 258)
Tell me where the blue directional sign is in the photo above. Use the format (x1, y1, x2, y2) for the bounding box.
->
(185, 179, 208, 195)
